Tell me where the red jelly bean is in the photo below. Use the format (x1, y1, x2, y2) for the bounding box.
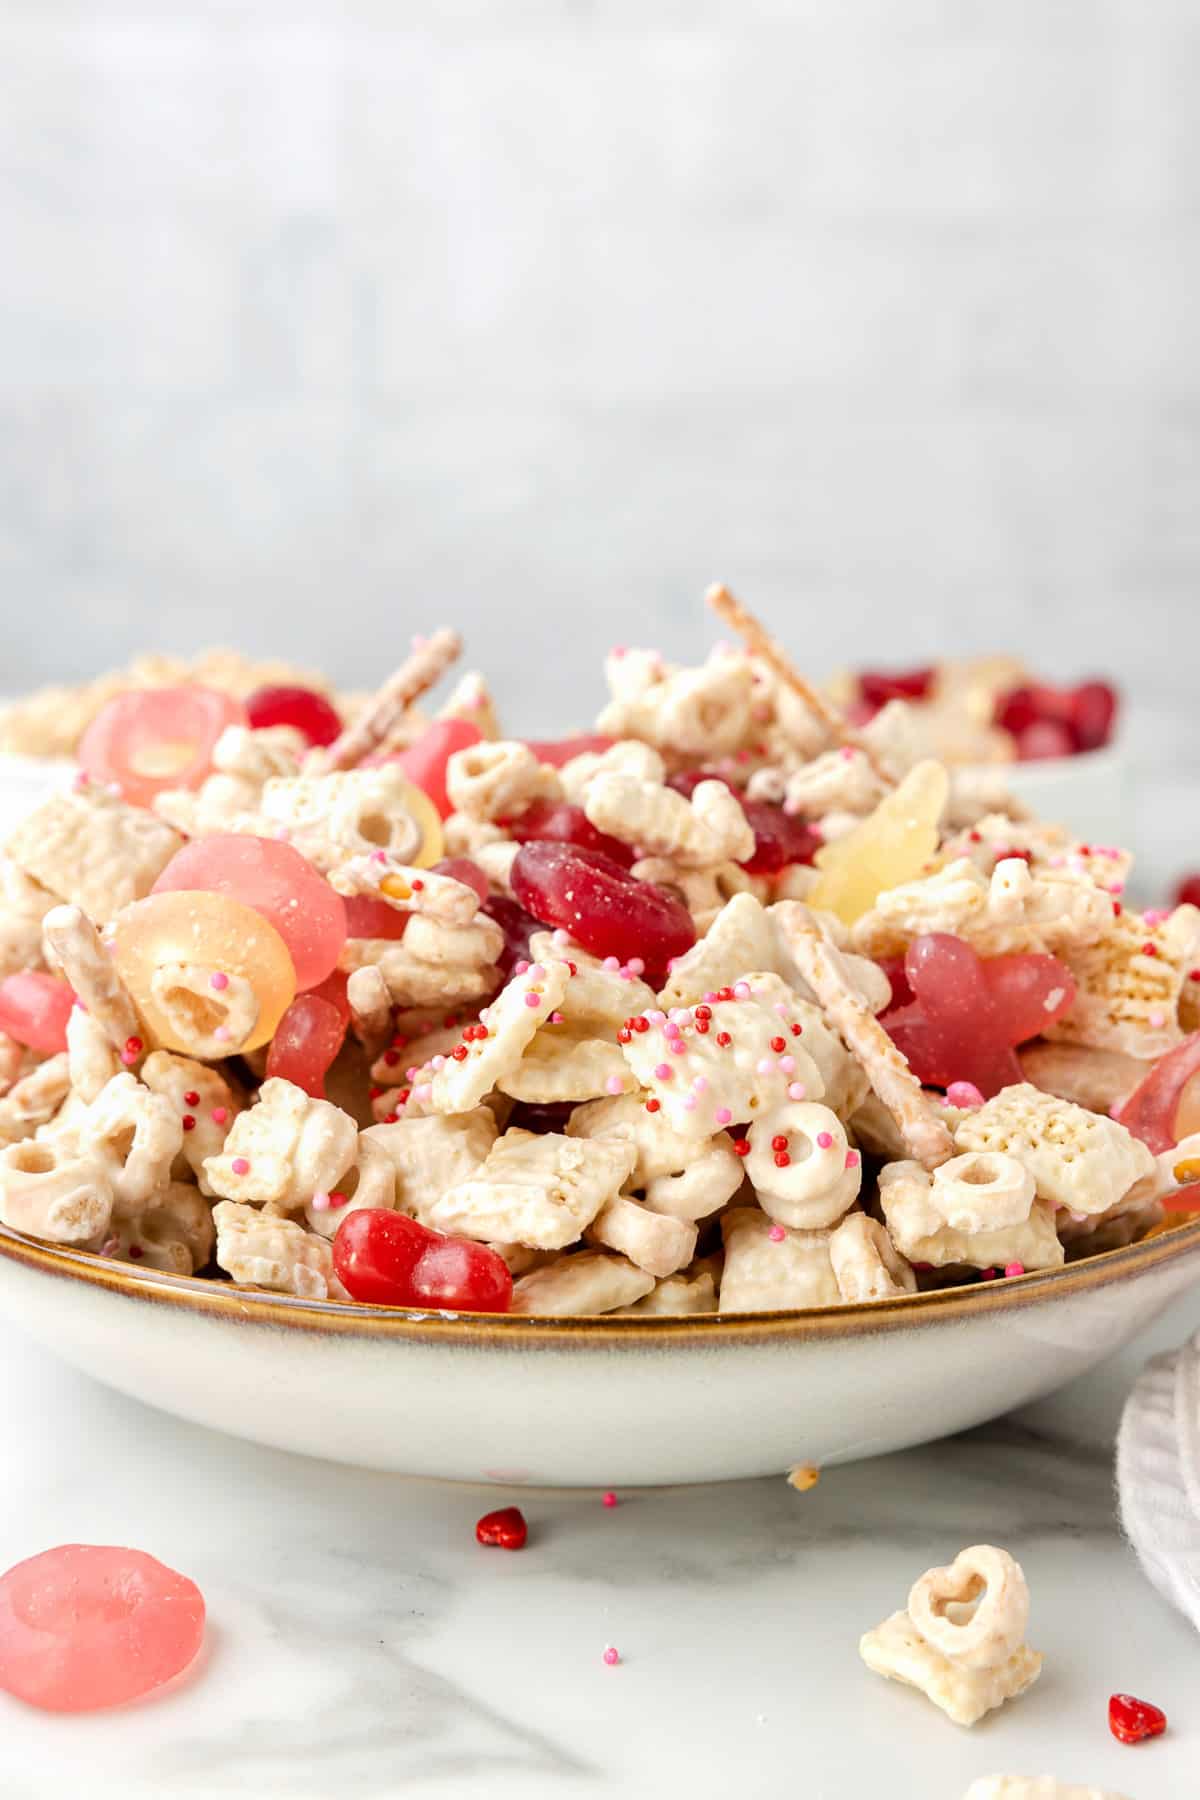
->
(333, 1209, 512, 1312)
(505, 800, 635, 869)
(244, 683, 342, 748)
(523, 734, 615, 769)
(738, 800, 822, 876)
(79, 686, 246, 810)
(858, 666, 936, 706)
(510, 842, 695, 979)
(265, 993, 348, 1098)
(1114, 1031, 1200, 1153)
(396, 719, 483, 819)
(0, 972, 74, 1054)
(153, 833, 346, 991)
(475, 1507, 528, 1550)
(432, 857, 491, 905)
(1108, 1691, 1167, 1745)
(0, 1544, 204, 1712)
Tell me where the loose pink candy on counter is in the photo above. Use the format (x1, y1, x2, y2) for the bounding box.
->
(153, 834, 346, 991)
(0, 1544, 205, 1712)
(78, 686, 246, 810)
(0, 972, 74, 1054)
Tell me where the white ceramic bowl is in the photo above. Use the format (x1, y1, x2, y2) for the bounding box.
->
(989, 744, 1128, 847)
(1, 1217, 1197, 1486)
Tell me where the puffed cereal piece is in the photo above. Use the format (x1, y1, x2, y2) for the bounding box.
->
(102, 1181, 215, 1276)
(364, 1109, 497, 1224)
(212, 1200, 337, 1299)
(1047, 901, 1200, 1059)
(558, 739, 665, 804)
(777, 748, 888, 820)
(962, 1780, 1130, 1800)
(155, 725, 304, 835)
(955, 1084, 1154, 1217)
(85, 1072, 184, 1218)
(527, 933, 657, 1027)
(510, 1250, 656, 1316)
(202, 1077, 358, 1213)
(441, 813, 508, 857)
(908, 1545, 1030, 1671)
(329, 856, 482, 927)
(498, 1027, 632, 1104)
(66, 1004, 121, 1104)
(585, 1192, 698, 1277)
(929, 1152, 1037, 1232)
(879, 1160, 1063, 1272)
(0, 1053, 71, 1143)
(302, 1129, 397, 1238)
(341, 938, 497, 1011)
(470, 840, 520, 896)
(850, 858, 1112, 961)
(567, 1090, 711, 1184)
(597, 651, 755, 758)
(140, 1051, 238, 1190)
(437, 669, 501, 739)
(425, 961, 571, 1113)
(745, 1102, 861, 1229)
(346, 964, 392, 1057)
(0, 1139, 113, 1244)
(585, 773, 754, 868)
(656, 892, 777, 1008)
(428, 1128, 636, 1249)
(252, 765, 437, 870)
(623, 1266, 719, 1314)
(445, 740, 562, 822)
(642, 1136, 745, 1221)
(719, 1208, 840, 1312)
(829, 1213, 916, 1303)
(6, 785, 183, 925)
(0, 863, 55, 978)
(859, 1610, 1042, 1728)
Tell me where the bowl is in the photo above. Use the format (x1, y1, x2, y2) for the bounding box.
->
(1, 1216, 1197, 1486)
(989, 743, 1128, 848)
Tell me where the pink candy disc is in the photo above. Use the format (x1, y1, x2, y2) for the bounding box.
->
(78, 686, 246, 810)
(396, 719, 483, 819)
(266, 992, 348, 1098)
(152, 834, 346, 991)
(0, 972, 74, 1054)
(0, 1544, 205, 1712)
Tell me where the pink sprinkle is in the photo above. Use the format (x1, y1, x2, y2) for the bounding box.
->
(514, 959, 530, 976)
(603, 956, 620, 971)
(211, 1106, 228, 1125)
(669, 1040, 686, 1055)
(692, 1076, 708, 1093)
(431, 1055, 446, 1071)
(619, 969, 635, 981)
(524, 993, 542, 1009)
(774, 1003, 789, 1019)
(703, 992, 718, 1004)
(683, 1094, 697, 1111)
(839, 745, 855, 762)
(779, 1055, 795, 1074)
(787, 1083, 806, 1101)
(1110, 880, 1125, 894)
(210, 971, 230, 992)
(768, 1225, 786, 1243)
(733, 981, 751, 999)
(605, 1075, 624, 1095)
(602, 1491, 619, 1508)
(328, 1191, 348, 1209)
(979, 1267, 998, 1281)
(647, 1010, 666, 1026)
(654, 1063, 673, 1080)
(414, 1083, 432, 1104)
(273, 826, 291, 842)
(669, 1008, 691, 1026)
(845, 1149, 860, 1170)
(602, 1646, 620, 1666)
(371, 849, 388, 864)
(231, 1157, 250, 1176)
(120, 1048, 137, 1066)
(552, 928, 571, 948)
(611, 645, 628, 659)
(1004, 1261, 1025, 1278)
(756, 1057, 773, 1075)
(549, 1010, 565, 1024)
(816, 1131, 834, 1150)
(406, 1066, 419, 1082)
(311, 1191, 331, 1212)
(715, 1107, 732, 1125)
(528, 964, 546, 980)
(666, 957, 680, 971)
(213, 1026, 231, 1042)
(1145, 908, 1170, 928)
(1149, 1009, 1167, 1029)
(945, 1080, 985, 1109)
(627, 959, 645, 975)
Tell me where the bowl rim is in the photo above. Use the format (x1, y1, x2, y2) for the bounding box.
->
(1, 1213, 1197, 1347)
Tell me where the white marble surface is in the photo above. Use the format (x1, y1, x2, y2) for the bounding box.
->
(0, 1287, 1194, 1798)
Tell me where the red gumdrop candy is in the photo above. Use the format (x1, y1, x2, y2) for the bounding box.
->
(475, 1507, 527, 1550)
(505, 800, 635, 869)
(244, 683, 341, 748)
(78, 686, 246, 810)
(1115, 1032, 1200, 1153)
(396, 719, 483, 819)
(266, 993, 347, 1098)
(1070, 680, 1119, 752)
(858, 666, 936, 706)
(308, 967, 351, 1026)
(523, 734, 614, 769)
(1175, 873, 1200, 911)
(739, 801, 822, 876)
(1015, 719, 1075, 761)
(432, 857, 490, 904)
(333, 1208, 513, 1313)
(510, 842, 695, 979)
(343, 896, 410, 940)
(0, 1544, 204, 1712)
(479, 894, 541, 976)
(153, 834, 346, 990)
(881, 933, 1076, 1098)
(0, 973, 74, 1054)
(1108, 1691, 1167, 1745)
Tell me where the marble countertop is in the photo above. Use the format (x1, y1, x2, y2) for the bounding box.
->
(0, 1289, 1194, 1800)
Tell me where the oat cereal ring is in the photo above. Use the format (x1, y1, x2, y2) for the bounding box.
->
(84, 1072, 184, 1218)
(445, 740, 562, 823)
(102, 1181, 215, 1276)
(140, 1051, 238, 1189)
(929, 1152, 1037, 1233)
(303, 1129, 397, 1238)
(908, 1546, 1031, 1672)
(42, 904, 142, 1054)
(585, 1192, 698, 1278)
(148, 960, 260, 1060)
(0, 1139, 114, 1245)
(642, 1135, 744, 1222)
(859, 1609, 1042, 1729)
(829, 1213, 916, 1303)
(558, 740, 665, 804)
(745, 1102, 861, 1230)
(320, 628, 462, 771)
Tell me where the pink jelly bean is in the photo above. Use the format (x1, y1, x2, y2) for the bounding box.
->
(0, 972, 74, 1054)
(395, 718, 483, 819)
(265, 992, 348, 1098)
(0, 1544, 205, 1712)
(152, 834, 346, 991)
(78, 686, 246, 810)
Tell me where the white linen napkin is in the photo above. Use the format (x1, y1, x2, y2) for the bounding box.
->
(1116, 1329, 1200, 1631)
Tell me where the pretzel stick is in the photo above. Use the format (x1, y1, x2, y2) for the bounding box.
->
(705, 584, 893, 782)
(320, 629, 463, 772)
(43, 905, 142, 1054)
(347, 965, 392, 1059)
(782, 906, 953, 1170)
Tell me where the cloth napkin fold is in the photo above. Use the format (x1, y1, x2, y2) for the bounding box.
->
(1117, 1329, 1200, 1631)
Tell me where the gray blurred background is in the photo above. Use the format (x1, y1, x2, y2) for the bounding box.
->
(1, 0, 1198, 740)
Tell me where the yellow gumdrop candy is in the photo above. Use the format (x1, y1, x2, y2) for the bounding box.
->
(111, 891, 296, 1057)
(392, 776, 444, 869)
(807, 759, 948, 926)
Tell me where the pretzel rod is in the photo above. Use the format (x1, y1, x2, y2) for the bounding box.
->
(784, 907, 954, 1170)
(346, 965, 392, 1058)
(705, 584, 893, 782)
(43, 904, 142, 1054)
(320, 628, 463, 772)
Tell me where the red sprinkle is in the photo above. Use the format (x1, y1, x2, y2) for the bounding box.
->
(716, 1032, 732, 1047)
(732, 1138, 751, 1157)
(770, 1037, 786, 1053)
(1108, 1692, 1167, 1745)
(773, 1151, 791, 1168)
(644, 1098, 661, 1113)
(770, 1134, 789, 1152)
(181, 1115, 196, 1132)
(124, 1036, 143, 1058)
(475, 1506, 527, 1551)
(1143, 943, 1159, 958)
(183, 1090, 200, 1107)
(790, 1023, 803, 1037)
(601, 1491, 619, 1508)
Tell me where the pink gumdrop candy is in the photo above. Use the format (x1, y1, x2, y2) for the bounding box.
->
(0, 972, 75, 1054)
(78, 686, 246, 810)
(153, 834, 346, 991)
(395, 719, 482, 819)
(266, 992, 348, 1098)
(0, 1544, 205, 1712)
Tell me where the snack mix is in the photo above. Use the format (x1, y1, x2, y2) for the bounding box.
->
(0, 588, 1191, 1318)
